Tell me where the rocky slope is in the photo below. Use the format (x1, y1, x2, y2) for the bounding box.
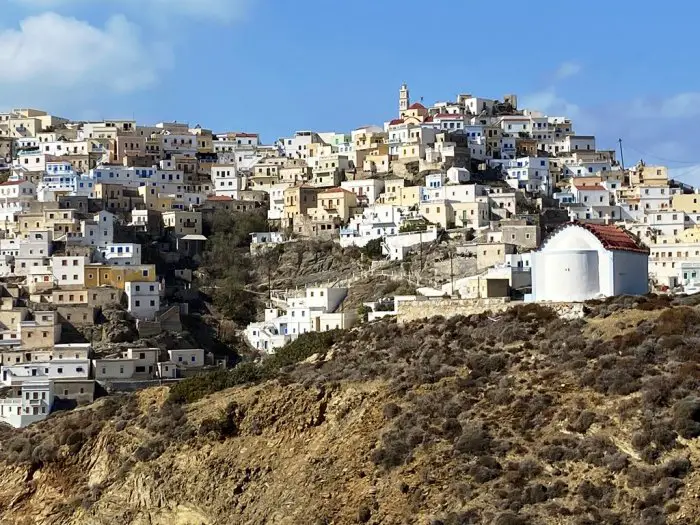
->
(1, 299, 700, 524)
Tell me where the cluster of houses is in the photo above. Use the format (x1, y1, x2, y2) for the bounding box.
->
(0, 294, 206, 427)
(0, 85, 697, 395)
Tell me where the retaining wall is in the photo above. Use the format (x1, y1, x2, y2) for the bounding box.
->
(397, 298, 586, 324)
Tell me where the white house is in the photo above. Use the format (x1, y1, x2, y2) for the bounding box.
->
(51, 256, 88, 287)
(340, 179, 385, 206)
(383, 226, 440, 261)
(530, 222, 649, 302)
(212, 164, 243, 198)
(124, 281, 160, 320)
(245, 286, 354, 353)
(0, 380, 53, 428)
(1, 360, 90, 386)
(571, 182, 610, 206)
(250, 231, 285, 254)
(168, 349, 205, 368)
(98, 243, 142, 266)
(0, 179, 36, 226)
(79, 211, 115, 248)
(446, 167, 470, 184)
(499, 157, 551, 196)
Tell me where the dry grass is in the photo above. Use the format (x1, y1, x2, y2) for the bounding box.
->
(584, 308, 664, 341)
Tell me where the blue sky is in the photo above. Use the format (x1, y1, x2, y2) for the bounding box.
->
(2, 0, 700, 182)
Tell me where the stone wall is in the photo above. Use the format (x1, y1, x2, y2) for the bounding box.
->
(397, 298, 586, 324)
(397, 298, 512, 324)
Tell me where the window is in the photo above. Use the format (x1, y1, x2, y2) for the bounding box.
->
(57, 368, 63, 374)
(135, 300, 140, 307)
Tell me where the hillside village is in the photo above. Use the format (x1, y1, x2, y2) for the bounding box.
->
(0, 85, 696, 427)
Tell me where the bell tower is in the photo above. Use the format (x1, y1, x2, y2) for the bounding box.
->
(399, 83, 410, 114)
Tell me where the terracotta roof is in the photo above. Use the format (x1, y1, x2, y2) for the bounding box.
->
(206, 195, 233, 201)
(544, 221, 649, 254)
(234, 133, 258, 138)
(573, 183, 607, 191)
(388, 118, 404, 126)
(0, 180, 25, 186)
(423, 116, 434, 122)
(408, 102, 426, 110)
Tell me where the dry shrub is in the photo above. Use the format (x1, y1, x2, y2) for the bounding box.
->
(654, 307, 700, 337)
(453, 423, 492, 456)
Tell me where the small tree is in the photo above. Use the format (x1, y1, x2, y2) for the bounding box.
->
(357, 304, 371, 323)
(361, 238, 384, 260)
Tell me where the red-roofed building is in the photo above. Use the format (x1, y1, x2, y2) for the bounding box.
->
(571, 181, 610, 206)
(531, 221, 649, 302)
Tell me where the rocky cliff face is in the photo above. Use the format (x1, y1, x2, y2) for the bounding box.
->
(1, 300, 700, 524)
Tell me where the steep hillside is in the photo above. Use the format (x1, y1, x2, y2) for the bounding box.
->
(1, 300, 700, 524)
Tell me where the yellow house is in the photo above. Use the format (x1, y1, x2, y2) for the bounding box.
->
(16, 208, 79, 237)
(94, 183, 133, 211)
(419, 201, 454, 228)
(353, 129, 384, 151)
(672, 193, 700, 214)
(191, 128, 213, 153)
(20, 311, 61, 349)
(379, 178, 406, 204)
(283, 185, 318, 227)
(399, 186, 421, 207)
(52, 289, 88, 305)
(676, 226, 700, 243)
(314, 188, 358, 222)
(398, 143, 425, 161)
(400, 102, 429, 122)
(84, 264, 157, 290)
(452, 201, 489, 228)
(254, 162, 281, 178)
(162, 211, 203, 236)
(630, 162, 668, 186)
(138, 185, 176, 211)
(362, 144, 391, 174)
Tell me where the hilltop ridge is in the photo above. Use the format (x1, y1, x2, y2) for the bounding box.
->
(0, 299, 698, 524)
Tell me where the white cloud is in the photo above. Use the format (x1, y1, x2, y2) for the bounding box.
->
(659, 93, 700, 118)
(519, 89, 581, 117)
(554, 61, 582, 80)
(11, 0, 254, 23)
(629, 92, 700, 119)
(0, 12, 171, 101)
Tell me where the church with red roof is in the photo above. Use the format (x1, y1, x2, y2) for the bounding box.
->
(530, 221, 649, 302)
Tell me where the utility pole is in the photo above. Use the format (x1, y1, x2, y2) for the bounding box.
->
(419, 229, 423, 272)
(267, 261, 271, 302)
(618, 138, 625, 171)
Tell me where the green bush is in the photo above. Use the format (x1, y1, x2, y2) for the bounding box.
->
(169, 330, 343, 404)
